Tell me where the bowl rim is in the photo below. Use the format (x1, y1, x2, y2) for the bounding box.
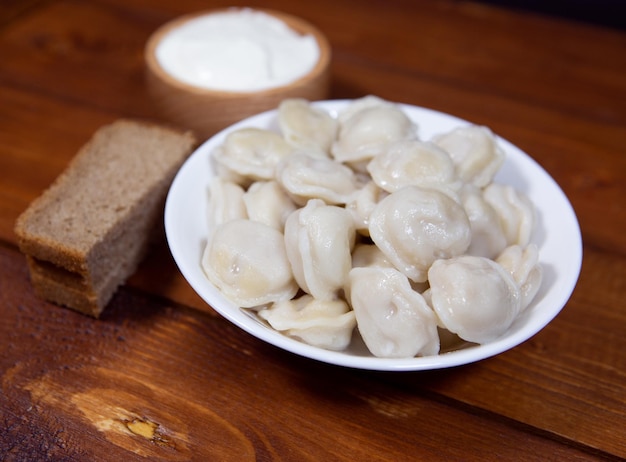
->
(144, 7, 332, 97)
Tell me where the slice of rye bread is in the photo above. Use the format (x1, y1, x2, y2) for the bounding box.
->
(14, 119, 197, 317)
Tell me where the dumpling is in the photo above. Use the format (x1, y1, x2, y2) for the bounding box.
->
(202, 219, 298, 308)
(345, 180, 386, 235)
(428, 255, 521, 344)
(348, 266, 440, 358)
(496, 244, 543, 311)
(206, 178, 247, 235)
(432, 125, 504, 188)
(276, 152, 361, 206)
(352, 243, 435, 299)
(483, 183, 535, 247)
(367, 140, 459, 194)
(331, 98, 416, 163)
(336, 95, 390, 124)
(278, 98, 338, 153)
(213, 128, 293, 183)
(258, 295, 356, 351)
(284, 199, 356, 300)
(368, 186, 471, 283)
(243, 181, 297, 231)
(460, 184, 508, 259)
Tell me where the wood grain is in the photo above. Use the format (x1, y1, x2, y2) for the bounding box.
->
(0, 245, 612, 461)
(1, 0, 625, 460)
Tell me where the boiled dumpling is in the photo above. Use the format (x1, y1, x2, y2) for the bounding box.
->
(496, 244, 543, 311)
(206, 178, 247, 235)
(368, 186, 472, 283)
(258, 295, 356, 351)
(202, 219, 298, 308)
(278, 98, 338, 153)
(284, 199, 356, 300)
(428, 255, 521, 344)
(243, 181, 297, 231)
(331, 98, 416, 163)
(352, 243, 436, 296)
(345, 180, 386, 235)
(432, 125, 504, 188)
(276, 152, 361, 206)
(460, 184, 508, 259)
(367, 140, 459, 194)
(483, 183, 535, 247)
(348, 266, 440, 358)
(336, 95, 390, 124)
(213, 128, 292, 183)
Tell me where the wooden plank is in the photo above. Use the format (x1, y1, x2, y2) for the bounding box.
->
(0, 245, 610, 461)
(97, 0, 626, 124)
(2, 0, 624, 130)
(1, 0, 625, 459)
(1, 0, 623, 255)
(0, 0, 156, 118)
(0, 0, 47, 27)
(2, 91, 623, 454)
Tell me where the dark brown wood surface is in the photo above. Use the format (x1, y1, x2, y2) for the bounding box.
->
(1, 1, 625, 460)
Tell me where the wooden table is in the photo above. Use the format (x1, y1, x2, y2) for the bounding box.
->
(1, 1, 625, 460)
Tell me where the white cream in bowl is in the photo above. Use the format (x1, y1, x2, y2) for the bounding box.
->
(154, 9, 320, 92)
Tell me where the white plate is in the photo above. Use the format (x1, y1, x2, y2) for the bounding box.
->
(164, 100, 582, 371)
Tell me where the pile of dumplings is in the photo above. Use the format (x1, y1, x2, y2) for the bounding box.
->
(201, 96, 543, 359)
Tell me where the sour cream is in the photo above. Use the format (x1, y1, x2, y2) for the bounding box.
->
(155, 9, 321, 92)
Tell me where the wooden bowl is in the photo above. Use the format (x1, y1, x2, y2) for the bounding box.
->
(145, 8, 332, 140)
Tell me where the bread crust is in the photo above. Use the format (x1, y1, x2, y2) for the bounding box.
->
(15, 119, 197, 317)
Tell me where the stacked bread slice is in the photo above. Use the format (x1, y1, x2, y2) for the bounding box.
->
(15, 120, 196, 317)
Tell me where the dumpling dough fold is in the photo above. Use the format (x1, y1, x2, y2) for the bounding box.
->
(259, 295, 356, 351)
